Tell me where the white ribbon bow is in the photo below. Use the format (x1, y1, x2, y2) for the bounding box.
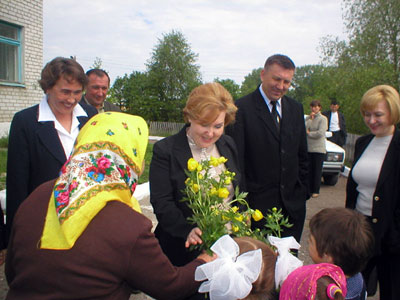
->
(195, 235, 262, 300)
(268, 235, 303, 289)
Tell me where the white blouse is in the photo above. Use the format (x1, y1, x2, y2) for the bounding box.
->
(352, 135, 392, 216)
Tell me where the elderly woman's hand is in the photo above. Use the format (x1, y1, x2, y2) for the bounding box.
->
(197, 251, 217, 263)
(185, 227, 203, 248)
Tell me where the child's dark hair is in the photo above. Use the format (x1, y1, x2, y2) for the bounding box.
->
(309, 207, 374, 276)
(316, 276, 345, 300)
(234, 237, 278, 300)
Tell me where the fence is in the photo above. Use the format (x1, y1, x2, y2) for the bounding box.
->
(343, 133, 360, 164)
(149, 121, 185, 136)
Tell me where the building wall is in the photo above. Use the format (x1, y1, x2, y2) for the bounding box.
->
(0, 0, 43, 123)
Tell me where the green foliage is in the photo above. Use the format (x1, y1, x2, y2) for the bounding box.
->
(90, 57, 103, 70)
(239, 68, 262, 98)
(138, 143, 153, 184)
(0, 136, 8, 148)
(214, 78, 241, 100)
(146, 30, 202, 121)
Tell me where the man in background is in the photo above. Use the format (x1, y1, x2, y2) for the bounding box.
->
(322, 98, 346, 147)
(226, 54, 309, 243)
(81, 69, 121, 113)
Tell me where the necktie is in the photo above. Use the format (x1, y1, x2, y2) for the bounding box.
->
(271, 101, 280, 132)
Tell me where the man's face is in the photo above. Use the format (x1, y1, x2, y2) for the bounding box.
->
(85, 74, 109, 108)
(330, 104, 339, 112)
(260, 63, 294, 101)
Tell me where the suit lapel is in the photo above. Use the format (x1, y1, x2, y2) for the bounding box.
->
(37, 121, 66, 164)
(253, 90, 280, 141)
(173, 126, 193, 172)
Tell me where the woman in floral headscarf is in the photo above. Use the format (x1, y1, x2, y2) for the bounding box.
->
(5, 112, 214, 300)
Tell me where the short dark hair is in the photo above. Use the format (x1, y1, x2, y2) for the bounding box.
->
(309, 207, 374, 276)
(330, 98, 340, 105)
(39, 57, 87, 92)
(86, 69, 110, 86)
(310, 100, 321, 107)
(264, 54, 295, 71)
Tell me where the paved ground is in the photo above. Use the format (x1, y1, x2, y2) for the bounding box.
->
(0, 176, 379, 299)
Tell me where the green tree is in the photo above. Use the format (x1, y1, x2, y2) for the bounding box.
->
(342, 0, 400, 88)
(214, 78, 240, 100)
(239, 68, 262, 98)
(146, 30, 202, 121)
(90, 57, 103, 69)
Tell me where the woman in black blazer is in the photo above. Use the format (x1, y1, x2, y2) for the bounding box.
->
(6, 57, 96, 243)
(346, 85, 400, 300)
(149, 83, 241, 267)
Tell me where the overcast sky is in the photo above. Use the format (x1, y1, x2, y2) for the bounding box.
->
(43, 1, 347, 86)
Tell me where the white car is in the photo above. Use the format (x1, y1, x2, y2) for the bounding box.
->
(322, 134, 345, 185)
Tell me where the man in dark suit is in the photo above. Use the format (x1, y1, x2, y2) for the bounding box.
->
(226, 54, 309, 242)
(322, 99, 347, 147)
(81, 69, 121, 113)
(6, 57, 97, 244)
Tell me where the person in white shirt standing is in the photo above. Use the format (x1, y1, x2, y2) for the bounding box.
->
(323, 98, 347, 147)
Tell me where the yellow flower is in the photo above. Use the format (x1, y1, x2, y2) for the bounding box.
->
(197, 165, 203, 172)
(272, 207, 277, 213)
(188, 158, 199, 172)
(252, 209, 264, 222)
(210, 156, 220, 167)
(218, 156, 227, 164)
(198, 173, 204, 180)
(225, 177, 231, 185)
(209, 187, 217, 195)
(192, 184, 199, 193)
(218, 187, 229, 199)
(235, 214, 244, 222)
(231, 206, 239, 213)
(185, 178, 191, 185)
(222, 214, 229, 221)
(232, 225, 239, 232)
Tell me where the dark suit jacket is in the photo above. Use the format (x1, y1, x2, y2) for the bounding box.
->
(346, 130, 400, 256)
(226, 88, 309, 242)
(80, 96, 121, 112)
(149, 125, 241, 266)
(5, 102, 97, 242)
(322, 110, 347, 145)
(6, 180, 203, 300)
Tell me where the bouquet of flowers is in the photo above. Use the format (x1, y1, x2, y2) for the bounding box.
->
(182, 156, 292, 252)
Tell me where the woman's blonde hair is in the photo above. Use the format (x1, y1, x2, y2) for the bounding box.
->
(183, 82, 237, 126)
(234, 237, 277, 300)
(360, 85, 400, 124)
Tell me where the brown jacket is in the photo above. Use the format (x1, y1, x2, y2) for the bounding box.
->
(6, 180, 204, 300)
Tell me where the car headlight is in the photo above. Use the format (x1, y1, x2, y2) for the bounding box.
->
(325, 152, 344, 162)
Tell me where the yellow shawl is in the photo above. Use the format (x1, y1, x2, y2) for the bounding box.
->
(40, 112, 148, 249)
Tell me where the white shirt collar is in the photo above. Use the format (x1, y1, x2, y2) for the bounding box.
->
(259, 85, 282, 115)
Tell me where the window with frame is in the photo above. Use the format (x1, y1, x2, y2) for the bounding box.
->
(0, 21, 22, 83)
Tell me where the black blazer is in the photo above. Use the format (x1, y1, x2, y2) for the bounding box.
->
(5, 102, 97, 242)
(346, 130, 400, 256)
(226, 88, 309, 241)
(149, 125, 241, 266)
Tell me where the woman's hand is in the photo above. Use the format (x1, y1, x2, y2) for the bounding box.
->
(198, 251, 217, 263)
(185, 227, 203, 248)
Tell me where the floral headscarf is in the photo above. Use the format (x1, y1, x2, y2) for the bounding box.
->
(40, 112, 149, 250)
(279, 263, 347, 300)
